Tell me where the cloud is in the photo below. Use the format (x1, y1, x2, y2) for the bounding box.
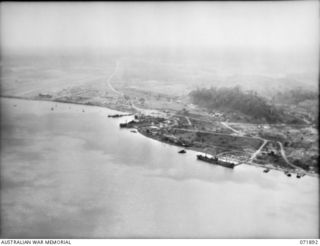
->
(1, 1, 318, 52)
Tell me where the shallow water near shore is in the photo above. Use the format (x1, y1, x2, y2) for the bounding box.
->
(1, 98, 318, 238)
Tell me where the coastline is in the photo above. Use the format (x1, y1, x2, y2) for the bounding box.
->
(0, 95, 136, 114)
(2, 95, 318, 178)
(136, 127, 316, 177)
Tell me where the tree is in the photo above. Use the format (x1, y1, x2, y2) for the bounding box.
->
(189, 86, 284, 123)
(139, 97, 145, 105)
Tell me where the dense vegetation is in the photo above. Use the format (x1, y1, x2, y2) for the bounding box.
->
(189, 86, 283, 123)
(273, 88, 318, 105)
(274, 88, 318, 126)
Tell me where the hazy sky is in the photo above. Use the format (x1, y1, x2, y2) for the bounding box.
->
(0, 1, 319, 52)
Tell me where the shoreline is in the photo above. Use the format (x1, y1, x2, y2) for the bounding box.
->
(2, 95, 318, 178)
(136, 127, 317, 177)
(0, 95, 135, 114)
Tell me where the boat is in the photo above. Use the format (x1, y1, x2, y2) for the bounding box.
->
(119, 123, 128, 128)
(120, 120, 135, 128)
(263, 168, 270, 173)
(284, 171, 291, 177)
(196, 154, 235, 168)
(178, 149, 186, 154)
(130, 130, 137, 133)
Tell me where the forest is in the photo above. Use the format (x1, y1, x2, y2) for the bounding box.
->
(189, 86, 284, 123)
(273, 88, 318, 105)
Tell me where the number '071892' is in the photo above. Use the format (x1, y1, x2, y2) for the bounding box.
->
(300, 240, 318, 244)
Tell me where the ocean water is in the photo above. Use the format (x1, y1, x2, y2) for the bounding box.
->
(0, 98, 318, 238)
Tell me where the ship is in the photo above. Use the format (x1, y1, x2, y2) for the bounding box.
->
(178, 149, 186, 154)
(196, 154, 235, 168)
(119, 120, 136, 128)
(108, 113, 132, 118)
(119, 122, 129, 128)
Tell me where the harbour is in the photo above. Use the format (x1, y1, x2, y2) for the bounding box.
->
(1, 97, 318, 238)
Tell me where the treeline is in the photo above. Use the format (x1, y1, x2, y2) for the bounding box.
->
(189, 86, 283, 123)
(273, 88, 318, 105)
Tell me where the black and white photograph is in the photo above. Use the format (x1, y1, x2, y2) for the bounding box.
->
(0, 1, 319, 240)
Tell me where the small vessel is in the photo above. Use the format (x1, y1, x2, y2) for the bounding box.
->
(197, 154, 235, 168)
(263, 169, 270, 173)
(130, 130, 137, 133)
(284, 171, 291, 177)
(178, 149, 186, 154)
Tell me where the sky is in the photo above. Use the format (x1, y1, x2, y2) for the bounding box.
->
(0, 1, 319, 53)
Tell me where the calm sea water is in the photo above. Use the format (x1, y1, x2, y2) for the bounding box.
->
(0, 98, 318, 238)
